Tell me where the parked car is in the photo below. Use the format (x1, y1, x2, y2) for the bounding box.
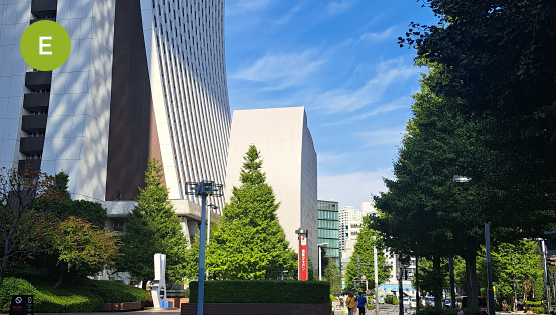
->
(442, 298, 451, 309)
(410, 297, 417, 308)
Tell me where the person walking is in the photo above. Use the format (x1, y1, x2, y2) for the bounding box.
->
(357, 291, 368, 315)
(346, 291, 357, 315)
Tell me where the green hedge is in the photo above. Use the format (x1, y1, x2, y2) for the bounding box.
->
(526, 301, 542, 306)
(0, 278, 41, 313)
(417, 307, 483, 315)
(0, 277, 150, 313)
(189, 280, 330, 303)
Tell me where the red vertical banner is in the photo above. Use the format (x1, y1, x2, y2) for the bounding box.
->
(299, 234, 308, 281)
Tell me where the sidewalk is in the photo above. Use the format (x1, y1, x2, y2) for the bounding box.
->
(1, 307, 181, 315)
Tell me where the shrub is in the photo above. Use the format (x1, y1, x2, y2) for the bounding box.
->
(526, 301, 542, 307)
(393, 297, 399, 305)
(189, 280, 329, 303)
(33, 283, 103, 312)
(0, 278, 41, 313)
(531, 307, 545, 314)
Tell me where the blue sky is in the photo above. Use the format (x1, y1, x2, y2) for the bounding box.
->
(224, 0, 438, 209)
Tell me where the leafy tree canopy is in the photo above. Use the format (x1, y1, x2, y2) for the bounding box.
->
(207, 145, 297, 279)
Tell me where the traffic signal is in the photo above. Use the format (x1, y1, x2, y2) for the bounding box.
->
(549, 256, 556, 266)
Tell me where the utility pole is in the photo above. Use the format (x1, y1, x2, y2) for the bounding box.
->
(485, 223, 495, 315)
(512, 255, 518, 313)
(416, 258, 420, 310)
(541, 240, 551, 313)
(357, 254, 361, 292)
(374, 245, 379, 315)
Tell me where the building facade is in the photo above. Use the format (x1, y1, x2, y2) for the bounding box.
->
(317, 200, 340, 273)
(0, 0, 230, 213)
(225, 107, 318, 267)
(339, 205, 363, 255)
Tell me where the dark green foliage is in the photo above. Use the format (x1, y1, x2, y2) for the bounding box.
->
(323, 257, 341, 295)
(189, 280, 330, 303)
(207, 145, 297, 279)
(0, 277, 150, 313)
(0, 278, 40, 312)
(116, 158, 188, 284)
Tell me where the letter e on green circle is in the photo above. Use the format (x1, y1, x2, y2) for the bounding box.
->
(20, 20, 71, 71)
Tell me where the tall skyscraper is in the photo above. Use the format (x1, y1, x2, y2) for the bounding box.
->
(0, 0, 231, 210)
(317, 200, 340, 272)
(225, 107, 318, 268)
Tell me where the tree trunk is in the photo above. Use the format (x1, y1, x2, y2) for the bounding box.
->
(465, 245, 479, 309)
(54, 263, 68, 289)
(416, 257, 420, 310)
(0, 257, 8, 287)
(142, 280, 147, 290)
(433, 254, 443, 309)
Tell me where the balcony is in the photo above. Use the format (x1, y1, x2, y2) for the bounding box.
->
(23, 93, 50, 111)
(30, 17, 56, 24)
(31, 0, 57, 17)
(18, 159, 42, 173)
(25, 71, 52, 90)
(20, 137, 45, 155)
(21, 115, 47, 133)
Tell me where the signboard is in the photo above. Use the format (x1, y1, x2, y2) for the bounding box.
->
(299, 235, 308, 281)
(9, 295, 33, 315)
(367, 289, 371, 295)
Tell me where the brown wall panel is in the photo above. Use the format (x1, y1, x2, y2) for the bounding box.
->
(105, 0, 164, 201)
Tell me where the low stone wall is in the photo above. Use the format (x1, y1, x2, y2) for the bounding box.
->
(101, 301, 141, 311)
(181, 303, 329, 315)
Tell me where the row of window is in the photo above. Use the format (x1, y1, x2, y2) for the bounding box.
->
(318, 220, 339, 229)
(317, 200, 338, 211)
(318, 210, 338, 220)
(318, 229, 339, 239)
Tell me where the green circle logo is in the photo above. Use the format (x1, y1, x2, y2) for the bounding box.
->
(20, 20, 71, 71)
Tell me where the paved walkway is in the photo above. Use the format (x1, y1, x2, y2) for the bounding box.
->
(1, 307, 181, 315)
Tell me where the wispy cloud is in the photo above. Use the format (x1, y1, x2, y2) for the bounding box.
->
(324, 96, 410, 125)
(227, 0, 277, 16)
(325, 0, 360, 15)
(317, 153, 346, 164)
(314, 57, 419, 114)
(232, 50, 326, 90)
(359, 26, 400, 42)
(273, 5, 301, 25)
(318, 168, 392, 208)
(356, 126, 406, 147)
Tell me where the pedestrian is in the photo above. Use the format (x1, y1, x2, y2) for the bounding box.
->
(357, 291, 368, 315)
(346, 291, 357, 315)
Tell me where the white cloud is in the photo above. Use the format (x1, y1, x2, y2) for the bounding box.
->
(232, 50, 326, 90)
(227, 0, 277, 16)
(324, 96, 410, 125)
(317, 153, 345, 164)
(318, 168, 392, 208)
(314, 57, 419, 113)
(359, 26, 400, 42)
(325, 0, 360, 15)
(273, 5, 301, 25)
(357, 126, 406, 147)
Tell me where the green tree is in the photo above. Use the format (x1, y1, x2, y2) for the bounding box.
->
(344, 217, 389, 293)
(207, 145, 297, 279)
(323, 257, 341, 295)
(399, 2, 556, 304)
(372, 61, 486, 308)
(53, 216, 119, 288)
(117, 158, 188, 287)
(0, 167, 55, 287)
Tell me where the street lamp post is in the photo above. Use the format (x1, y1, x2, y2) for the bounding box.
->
(317, 243, 328, 281)
(205, 204, 218, 281)
(185, 181, 223, 315)
(452, 175, 473, 310)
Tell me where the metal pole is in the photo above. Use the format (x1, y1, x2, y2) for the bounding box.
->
(319, 245, 322, 281)
(374, 245, 379, 315)
(485, 223, 495, 315)
(196, 195, 207, 315)
(416, 258, 420, 310)
(512, 255, 518, 312)
(542, 240, 551, 313)
(399, 267, 404, 315)
(449, 256, 455, 308)
(357, 254, 361, 292)
(205, 205, 211, 281)
(553, 273, 556, 312)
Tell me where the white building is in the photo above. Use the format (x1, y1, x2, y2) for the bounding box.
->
(0, 0, 230, 241)
(224, 107, 318, 267)
(339, 206, 363, 255)
(0, 0, 230, 204)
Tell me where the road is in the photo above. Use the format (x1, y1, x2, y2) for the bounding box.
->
(332, 303, 417, 315)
